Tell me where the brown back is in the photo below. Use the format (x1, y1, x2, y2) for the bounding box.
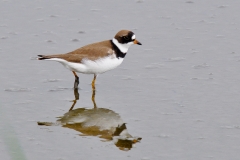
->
(41, 40, 114, 63)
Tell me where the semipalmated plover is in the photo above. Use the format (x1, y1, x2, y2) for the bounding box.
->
(38, 30, 142, 89)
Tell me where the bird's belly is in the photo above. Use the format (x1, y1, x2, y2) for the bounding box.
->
(82, 57, 124, 74)
(60, 56, 124, 74)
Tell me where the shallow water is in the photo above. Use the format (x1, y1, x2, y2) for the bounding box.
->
(1, 0, 240, 160)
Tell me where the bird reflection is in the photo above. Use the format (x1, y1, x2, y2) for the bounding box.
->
(38, 88, 141, 151)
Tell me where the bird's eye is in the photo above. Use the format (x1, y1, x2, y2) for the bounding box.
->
(123, 36, 129, 40)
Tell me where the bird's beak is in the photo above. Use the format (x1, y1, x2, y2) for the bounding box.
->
(133, 39, 142, 45)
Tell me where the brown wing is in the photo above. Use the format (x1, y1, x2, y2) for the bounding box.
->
(38, 40, 114, 63)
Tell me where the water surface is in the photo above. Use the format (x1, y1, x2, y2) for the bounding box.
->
(1, 0, 240, 160)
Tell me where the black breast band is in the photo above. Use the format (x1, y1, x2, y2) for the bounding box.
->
(110, 40, 127, 58)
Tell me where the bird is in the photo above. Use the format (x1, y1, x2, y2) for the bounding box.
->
(38, 30, 142, 90)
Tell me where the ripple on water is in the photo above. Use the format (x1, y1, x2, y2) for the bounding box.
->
(90, 9, 101, 12)
(71, 39, 79, 42)
(43, 79, 61, 83)
(191, 77, 213, 81)
(145, 63, 164, 69)
(221, 125, 240, 129)
(8, 31, 18, 35)
(136, 0, 144, 3)
(156, 134, 170, 138)
(14, 100, 34, 104)
(46, 40, 55, 43)
(121, 76, 134, 80)
(165, 57, 185, 62)
(192, 63, 210, 69)
(48, 87, 71, 92)
(4, 88, 31, 92)
(49, 15, 58, 18)
(78, 31, 85, 34)
(218, 5, 228, 8)
(37, 19, 45, 22)
(186, 1, 194, 3)
(1, 36, 8, 39)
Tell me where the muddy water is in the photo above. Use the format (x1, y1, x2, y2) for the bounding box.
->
(1, 0, 240, 160)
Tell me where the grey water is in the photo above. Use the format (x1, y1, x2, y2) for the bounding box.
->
(1, 0, 240, 160)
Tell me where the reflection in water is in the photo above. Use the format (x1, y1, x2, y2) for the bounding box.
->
(38, 88, 141, 151)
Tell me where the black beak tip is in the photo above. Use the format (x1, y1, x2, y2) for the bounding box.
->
(137, 42, 142, 45)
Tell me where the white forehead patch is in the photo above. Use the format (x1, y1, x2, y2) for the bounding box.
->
(131, 35, 136, 40)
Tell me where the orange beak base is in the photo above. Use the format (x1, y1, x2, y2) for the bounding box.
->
(134, 39, 142, 45)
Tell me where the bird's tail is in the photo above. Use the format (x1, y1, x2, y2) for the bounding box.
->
(37, 121, 59, 126)
(37, 55, 50, 60)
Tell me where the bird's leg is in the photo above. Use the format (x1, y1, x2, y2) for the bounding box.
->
(92, 89, 97, 108)
(91, 74, 97, 90)
(72, 71, 79, 89)
(91, 74, 97, 108)
(69, 88, 80, 111)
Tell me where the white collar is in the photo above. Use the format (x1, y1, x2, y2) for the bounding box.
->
(112, 38, 133, 53)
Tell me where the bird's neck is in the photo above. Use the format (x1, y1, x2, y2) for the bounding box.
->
(111, 39, 127, 59)
(112, 38, 131, 53)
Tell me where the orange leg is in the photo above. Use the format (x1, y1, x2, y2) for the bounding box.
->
(72, 71, 79, 89)
(92, 88, 97, 108)
(91, 74, 97, 90)
(91, 74, 97, 108)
